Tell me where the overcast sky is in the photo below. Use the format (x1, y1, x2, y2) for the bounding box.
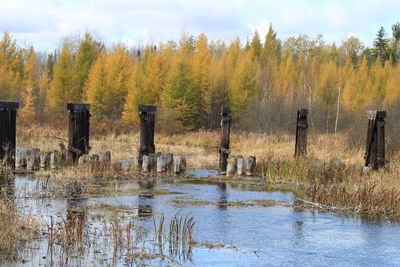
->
(1, 0, 400, 51)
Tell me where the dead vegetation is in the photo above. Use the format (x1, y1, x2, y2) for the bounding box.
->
(0, 198, 40, 261)
(257, 155, 400, 220)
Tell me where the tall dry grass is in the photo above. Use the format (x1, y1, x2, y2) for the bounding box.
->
(17, 123, 381, 168)
(257, 155, 400, 219)
(0, 198, 40, 261)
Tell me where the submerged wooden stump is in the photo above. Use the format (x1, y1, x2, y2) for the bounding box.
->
(219, 107, 231, 174)
(365, 110, 386, 170)
(138, 105, 157, 165)
(0, 102, 19, 168)
(67, 103, 90, 163)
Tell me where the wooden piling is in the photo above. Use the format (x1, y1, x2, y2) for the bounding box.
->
(365, 110, 386, 170)
(295, 109, 308, 157)
(67, 103, 90, 162)
(138, 105, 157, 163)
(219, 106, 231, 174)
(0, 102, 19, 168)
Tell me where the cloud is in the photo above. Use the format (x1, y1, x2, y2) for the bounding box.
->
(0, 0, 399, 51)
(248, 19, 271, 38)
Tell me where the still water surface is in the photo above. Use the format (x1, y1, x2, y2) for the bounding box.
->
(2, 171, 400, 266)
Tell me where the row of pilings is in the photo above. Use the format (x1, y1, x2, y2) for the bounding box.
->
(217, 107, 386, 173)
(0, 101, 387, 174)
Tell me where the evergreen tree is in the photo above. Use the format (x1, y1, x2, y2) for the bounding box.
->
(263, 25, 282, 64)
(373, 26, 390, 64)
(390, 22, 400, 64)
(46, 51, 57, 81)
(392, 22, 400, 43)
(75, 32, 99, 99)
(161, 57, 202, 129)
(250, 30, 262, 61)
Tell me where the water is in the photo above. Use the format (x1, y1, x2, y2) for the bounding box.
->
(1, 171, 400, 266)
(187, 169, 219, 178)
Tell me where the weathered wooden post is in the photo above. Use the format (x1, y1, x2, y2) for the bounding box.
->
(0, 102, 19, 168)
(67, 103, 90, 163)
(295, 109, 308, 157)
(138, 105, 157, 163)
(219, 106, 231, 174)
(365, 110, 386, 170)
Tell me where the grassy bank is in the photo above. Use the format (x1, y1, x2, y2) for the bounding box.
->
(256, 156, 400, 220)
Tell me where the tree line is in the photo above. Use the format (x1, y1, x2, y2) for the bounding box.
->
(1, 24, 400, 133)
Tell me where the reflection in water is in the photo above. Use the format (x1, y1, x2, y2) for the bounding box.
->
(0, 174, 14, 198)
(291, 200, 306, 247)
(138, 180, 154, 217)
(292, 220, 305, 247)
(217, 182, 227, 210)
(57, 199, 89, 266)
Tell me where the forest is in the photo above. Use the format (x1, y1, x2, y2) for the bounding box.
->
(1, 24, 400, 133)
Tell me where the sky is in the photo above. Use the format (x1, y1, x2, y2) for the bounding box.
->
(1, 0, 400, 51)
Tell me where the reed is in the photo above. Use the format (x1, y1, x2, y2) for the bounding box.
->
(153, 214, 196, 260)
(0, 198, 40, 261)
(256, 154, 400, 219)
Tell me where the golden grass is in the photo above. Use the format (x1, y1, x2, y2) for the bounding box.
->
(17, 124, 381, 168)
(0, 198, 41, 260)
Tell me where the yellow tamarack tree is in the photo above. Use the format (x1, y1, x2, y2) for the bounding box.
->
(317, 59, 338, 132)
(47, 41, 76, 115)
(229, 50, 256, 117)
(85, 44, 134, 119)
(20, 47, 38, 122)
(122, 61, 142, 123)
(38, 66, 50, 121)
(193, 34, 211, 116)
(0, 32, 24, 101)
(5, 27, 400, 131)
